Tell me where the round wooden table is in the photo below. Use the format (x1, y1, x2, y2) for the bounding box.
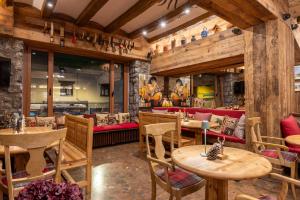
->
(181, 120, 218, 145)
(285, 135, 300, 146)
(172, 145, 272, 200)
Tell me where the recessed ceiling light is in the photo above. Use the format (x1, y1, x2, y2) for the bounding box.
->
(160, 21, 167, 28)
(184, 8, 190, 15)
(32, 52, 36, 55)
(142, 30, 147, 36)
(47, 2, 53, 8)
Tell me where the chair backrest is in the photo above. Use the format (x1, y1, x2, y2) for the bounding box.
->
(144, 123, 176, 162)
(0, 128, 67, 197)
(139, 112, 182, 146)
(65, 115, 93, 157)
(247, 117, 264, 152)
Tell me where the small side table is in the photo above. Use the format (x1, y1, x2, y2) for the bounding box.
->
(285, 135, 300, 146)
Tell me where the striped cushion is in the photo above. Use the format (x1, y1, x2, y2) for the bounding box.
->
(156, 167, 202, 189)
(262, 149, 298, 162)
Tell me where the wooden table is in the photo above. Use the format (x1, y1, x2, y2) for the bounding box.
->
(285, 135, 300, 146)
(172, 145, 272, 200)
(181, 120, 218, 145)
(0, 127, 53, 170)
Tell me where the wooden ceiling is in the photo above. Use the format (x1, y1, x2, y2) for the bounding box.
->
(13, 0, 210, 42)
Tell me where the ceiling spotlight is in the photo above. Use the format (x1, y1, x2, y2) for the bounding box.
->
(160, 21, 167, 28)
(142, 30, 147, 36)
(184, 8, 190, 15)
(47, 2, 54, 8)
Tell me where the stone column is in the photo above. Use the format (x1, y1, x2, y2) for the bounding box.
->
(244, 19, 295, 138)
(129, 60, 150, 121)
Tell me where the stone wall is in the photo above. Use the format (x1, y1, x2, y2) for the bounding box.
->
(129, 60, 150, 121)
(222, 72, 244, 105)
(0, 38, 24, 115)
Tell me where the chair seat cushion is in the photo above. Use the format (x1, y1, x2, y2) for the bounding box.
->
(93, 122, 138, 133)
(261, 149, 298, 162)
(156, 167, 203, 189)
(0, 165, 54, 188)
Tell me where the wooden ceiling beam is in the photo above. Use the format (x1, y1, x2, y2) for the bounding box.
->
(104, 0, 159, 33)
(76, 0, 109, 26)
(41, 0, 57, 18)
(148, 12, 213, 43)
(129, 2, 193, 39)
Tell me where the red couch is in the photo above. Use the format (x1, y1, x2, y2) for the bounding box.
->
(280, 114, 300, 154)
(153, 107, 246, 144)
(83, 114, 139, 148)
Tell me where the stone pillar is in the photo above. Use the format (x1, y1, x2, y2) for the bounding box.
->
(129, 60, 150, 121)
(0, 38, 24, 115)
(244, 19, 295, 138)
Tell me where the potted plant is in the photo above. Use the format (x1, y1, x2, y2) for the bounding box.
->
(16, 180, 83, 200)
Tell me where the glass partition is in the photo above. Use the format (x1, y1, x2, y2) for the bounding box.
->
(30, 51, 48, 116)
(53, 53, 110, 115)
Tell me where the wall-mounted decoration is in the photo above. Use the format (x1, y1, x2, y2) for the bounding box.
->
(171, 39, 176, 49)
(180, 36, 186, 46)
(139, 74, 164, 107)
(59, 81, 74, 96)
(201, 27, 208, 38)
(169, 77, 190, 106)
(197, 85, 214, 99)
(191, 35, 196, 42)
(100, 83, 109, 96)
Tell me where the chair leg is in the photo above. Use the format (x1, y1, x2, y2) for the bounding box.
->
(290, 163, 297, 200)
(169, 194, 173, 200)
(86, 163, 92, 200)
(151, 176, 156, 200)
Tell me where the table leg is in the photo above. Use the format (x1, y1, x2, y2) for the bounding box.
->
(205, 177, 228, 200)
(14, 154, 29, 171)
(195, 129, 202, 145)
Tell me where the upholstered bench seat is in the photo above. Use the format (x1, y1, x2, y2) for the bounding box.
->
(93, 122, 138, 133)
(261, 149, 298, 162)
(206, 131, 246, 144)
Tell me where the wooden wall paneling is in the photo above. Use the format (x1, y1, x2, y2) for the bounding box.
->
(0, 5, 13, 36)
(123, 63, 129, 113)
(47, 51, 54, 116)
(164, 76, 169, 97)
(23, 46, 31, 116)
(244, 19, 295, 139)
(109, 61, 115, 113)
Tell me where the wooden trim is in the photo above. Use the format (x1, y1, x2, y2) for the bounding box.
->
(76, 0, 109, 26)
(23, 46, 31, 116)
(148, 12, 213, 43)
(104, 0, 158, 33)
(47, 51, 54, 116)
(129, 2, 193, 39)
(109, 61, 115, 113)
(123, 63, 129, 113)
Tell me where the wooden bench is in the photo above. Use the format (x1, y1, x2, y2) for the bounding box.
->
(139, 112, 194, 152)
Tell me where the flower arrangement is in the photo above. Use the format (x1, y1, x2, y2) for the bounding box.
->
(16, 180, 83, 200)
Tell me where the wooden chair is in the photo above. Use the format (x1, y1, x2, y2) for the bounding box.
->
(139, 112, 195, 153)
(144, 122, 205, 200)
(0, 128, 67, 200)
(235, 173, 300, 200)
(248, 117, 298, 200)
(58, 115, 93, 200)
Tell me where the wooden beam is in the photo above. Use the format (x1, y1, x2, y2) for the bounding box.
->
(41, 0, 57, 18)
(148, 12, 213, 43)
(194, 0, 288, 29)
(76, 0, 109, 26)
(289, 0, 300, 17)
(151, 28, 244, 75)
(104, 0, 158, 33)
(0, 6, 13, 36)
(47, 51, 54, 116)
(129, 2, 193, 39)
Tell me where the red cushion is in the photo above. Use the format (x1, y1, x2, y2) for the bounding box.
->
(288, 146, 300, 154)
(280, 115, 300, 138)
(194, 112, 212, 121)
(93, 123, 138, 133)
(261, 149, 298, 162)
(206, 130, 246, 144)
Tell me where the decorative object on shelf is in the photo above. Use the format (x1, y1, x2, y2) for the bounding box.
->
(171, 39, 176, 49)
(201, 120, 210, 157)
(163, 45, 168, 52)
(93, 33, 98, 46)
(201, 27, 208, 38)
(180, 35, 186, 46)
(50, 22, 54, 43)
(282, 13, 291, 21)
(206, 143, 221, 160)
(212, 24, 221, 33)
(59, 25, 65, 47)
(86, 33, 91, 42)
(43, 22, 49, 34)
(79, 31, 85, 40)
(147, 48, 154, 61)
(155, 44, 159, 55)
(158, 0, 178, 10)
(232, 28, 242, 35)
(291, 24, 298, 30)
(191, 35, 196, 42)
(71, 30, 77, 44)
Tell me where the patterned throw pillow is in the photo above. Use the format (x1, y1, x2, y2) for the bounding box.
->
(233, 114, 246, 139)
(118, 113, 130, 124)
(210, 114, 224, 125)
(221, 116, 238, 135)
(36, 117, 56, 128)
(194, 112, 212, 121)
(25, 117, 37, 127)
(96, 113, 109, 126)
(108, 114, 118, 125)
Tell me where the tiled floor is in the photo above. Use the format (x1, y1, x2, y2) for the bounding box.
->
(72, 143, 299, 200)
